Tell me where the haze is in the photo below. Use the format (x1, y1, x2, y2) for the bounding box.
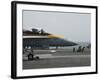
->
(23, 10, 91, 42)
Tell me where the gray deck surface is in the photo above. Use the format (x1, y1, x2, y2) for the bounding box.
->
(23, 49, 90, 69)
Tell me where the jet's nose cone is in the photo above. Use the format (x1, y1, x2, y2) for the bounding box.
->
(70, 42, 78, 46)
(65, 41, 78, 46)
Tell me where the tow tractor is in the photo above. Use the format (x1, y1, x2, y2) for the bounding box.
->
(23, 49, 40, 61)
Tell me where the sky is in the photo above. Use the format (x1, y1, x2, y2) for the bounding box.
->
(23, 10, 91, 42)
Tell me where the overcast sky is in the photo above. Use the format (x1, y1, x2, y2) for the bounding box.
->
(23, 10, 91, 42)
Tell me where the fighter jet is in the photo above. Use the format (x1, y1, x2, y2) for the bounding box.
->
(23, 28, 77, 49)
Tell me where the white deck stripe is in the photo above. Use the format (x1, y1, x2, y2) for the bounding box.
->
(35, 54, 90, 59)
(23, 36, 48, 38)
